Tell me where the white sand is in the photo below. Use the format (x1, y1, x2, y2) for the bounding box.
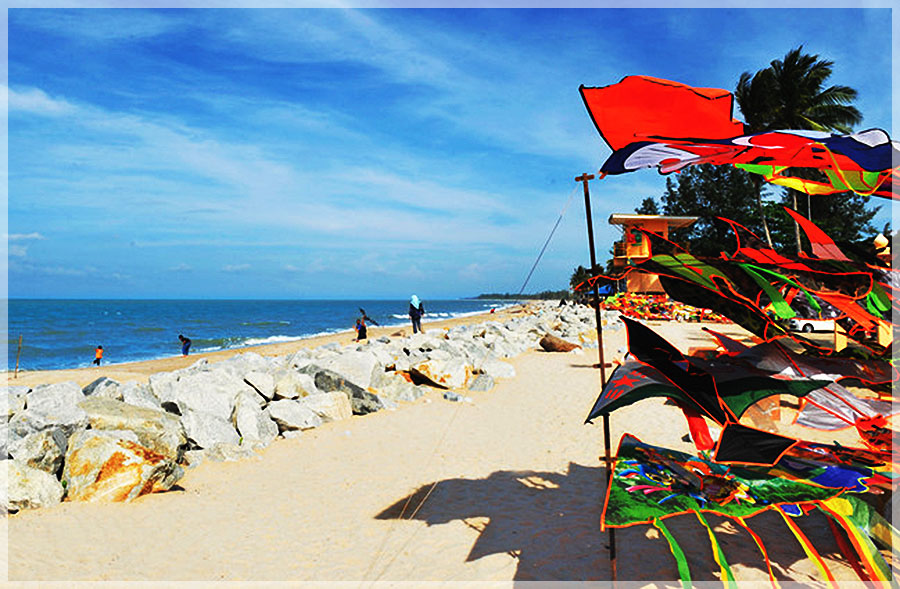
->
(3, 317, 887, 585)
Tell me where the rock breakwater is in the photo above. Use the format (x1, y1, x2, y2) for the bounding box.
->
(3, 302, 621, 511)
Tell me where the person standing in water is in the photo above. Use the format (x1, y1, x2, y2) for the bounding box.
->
(408, 294, 425, 334)
(92, 345, 103, 366)
(178, 334, 191, 357)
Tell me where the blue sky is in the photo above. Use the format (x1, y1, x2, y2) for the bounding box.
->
(5, 7, 895, 299)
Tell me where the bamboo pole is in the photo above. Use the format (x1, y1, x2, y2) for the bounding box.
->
(14, 335, 22, 378)
(576, 172, 615, 582)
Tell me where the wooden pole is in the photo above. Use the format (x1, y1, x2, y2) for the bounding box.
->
(14, 335, 22, 379)
(576, 172, 615, 581)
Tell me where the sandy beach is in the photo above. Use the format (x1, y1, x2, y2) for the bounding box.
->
(6, 306, 529, 389)
(3, 308, 888, 585)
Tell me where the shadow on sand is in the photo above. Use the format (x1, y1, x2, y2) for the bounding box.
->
(376, 462, 848, 585)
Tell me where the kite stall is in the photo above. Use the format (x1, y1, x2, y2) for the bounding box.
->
(599, 292, 731, 323)
(576, 75, 899, 585)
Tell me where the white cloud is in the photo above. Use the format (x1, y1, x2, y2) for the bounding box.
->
(7, 233, 44, 258)
(36, 265, 87, 276)
(9, 83, 558, 250)
(7, 87, 75, 116)
(222, 263, 250, 272)
(9, 245, 28, 257)
(169, 263, 193, 272)
(6, 232, 45, 241)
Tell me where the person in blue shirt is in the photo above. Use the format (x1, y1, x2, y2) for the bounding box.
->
(178, 334, 191, 357)
(355, 317, 368, 341)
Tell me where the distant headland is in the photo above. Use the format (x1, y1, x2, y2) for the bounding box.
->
(472, 290, 570, 301)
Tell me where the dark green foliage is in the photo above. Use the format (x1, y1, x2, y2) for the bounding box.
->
(737, 47, 861, 134)
(570, 262, 613, 291)
(635, 197, 660, 215)
(660, 165, 767, 257)
(734, 46, 867, 250)
(475, 290, 571, 300)
(765, 190, 880, 253)
(659, 46, 877, 257)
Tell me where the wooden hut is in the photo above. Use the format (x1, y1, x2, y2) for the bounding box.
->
(609, 213, 698, 293)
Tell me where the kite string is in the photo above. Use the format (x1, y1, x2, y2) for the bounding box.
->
(363, 401, 464, 585)
(515, 184, 579, 297)
(365, 182, 578, 584)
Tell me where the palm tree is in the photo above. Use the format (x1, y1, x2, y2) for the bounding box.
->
(766, 48, 861, 133)
(735, 69, 778, 247)
(735, 46, 862, 252)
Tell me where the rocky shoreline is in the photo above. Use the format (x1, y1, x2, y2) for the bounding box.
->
(3, 301, 617, 512)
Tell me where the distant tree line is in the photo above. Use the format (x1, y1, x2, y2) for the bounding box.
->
(476, 290, 571, 301)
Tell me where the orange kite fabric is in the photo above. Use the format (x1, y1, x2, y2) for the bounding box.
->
(579, 75, 745, 151)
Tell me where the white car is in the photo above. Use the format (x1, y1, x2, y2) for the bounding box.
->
(789, 318, 835, 333)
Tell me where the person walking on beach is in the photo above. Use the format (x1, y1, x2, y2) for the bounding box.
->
(92, 345, 103, 366)
(178, 334, 191, 357)
(355, 317, 368, 341)
(409, 294, 425, 334)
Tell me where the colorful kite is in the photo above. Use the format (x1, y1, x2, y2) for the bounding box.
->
(603, 434, 899, 587)
(576, 211, 893, 356)
(580, 75, 898, 585)
(589, 316, 896, 464)
(585, 358, 828, 427)
(580, 76, 900, 199)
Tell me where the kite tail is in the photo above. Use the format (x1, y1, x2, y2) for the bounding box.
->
(652, 517, 691, 589)
(678, 402, 715, 451)
(818, 497, 898, 588)
(776, 505, 838, 589)
(734, 516, 780, 589)
(821, 142, 897, 197)
(824, 508, 870, 582)
(694, 511, 736, 587)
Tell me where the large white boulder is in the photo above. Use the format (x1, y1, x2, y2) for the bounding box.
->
(266, 400, 323, 432)
(4, 459, 65, 511)
(120, 381, 162, 410)
(317, 350, 382, 390)
(78, 397, 187, 461)
(9, 382, 88, 442)
(298, 392, 352, 422)
(244, 371, 276, 401)
(8, 428, 67, 475)
(232, 392, 278, 445)
(410, 357, 470, 389)
(167, 369, 246, 422)
(62, 430, 183, 503)
(273, 370, 318, 400)
(180, 408, 240, 449)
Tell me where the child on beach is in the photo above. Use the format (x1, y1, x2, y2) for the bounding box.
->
(409, 295, 425, 334)
(92, 345, 103, 366)
(355, 318, 367, 341)
(178, 334, 191, 356)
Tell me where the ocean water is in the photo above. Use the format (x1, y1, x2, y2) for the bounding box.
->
(6, 299, 515, 372)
